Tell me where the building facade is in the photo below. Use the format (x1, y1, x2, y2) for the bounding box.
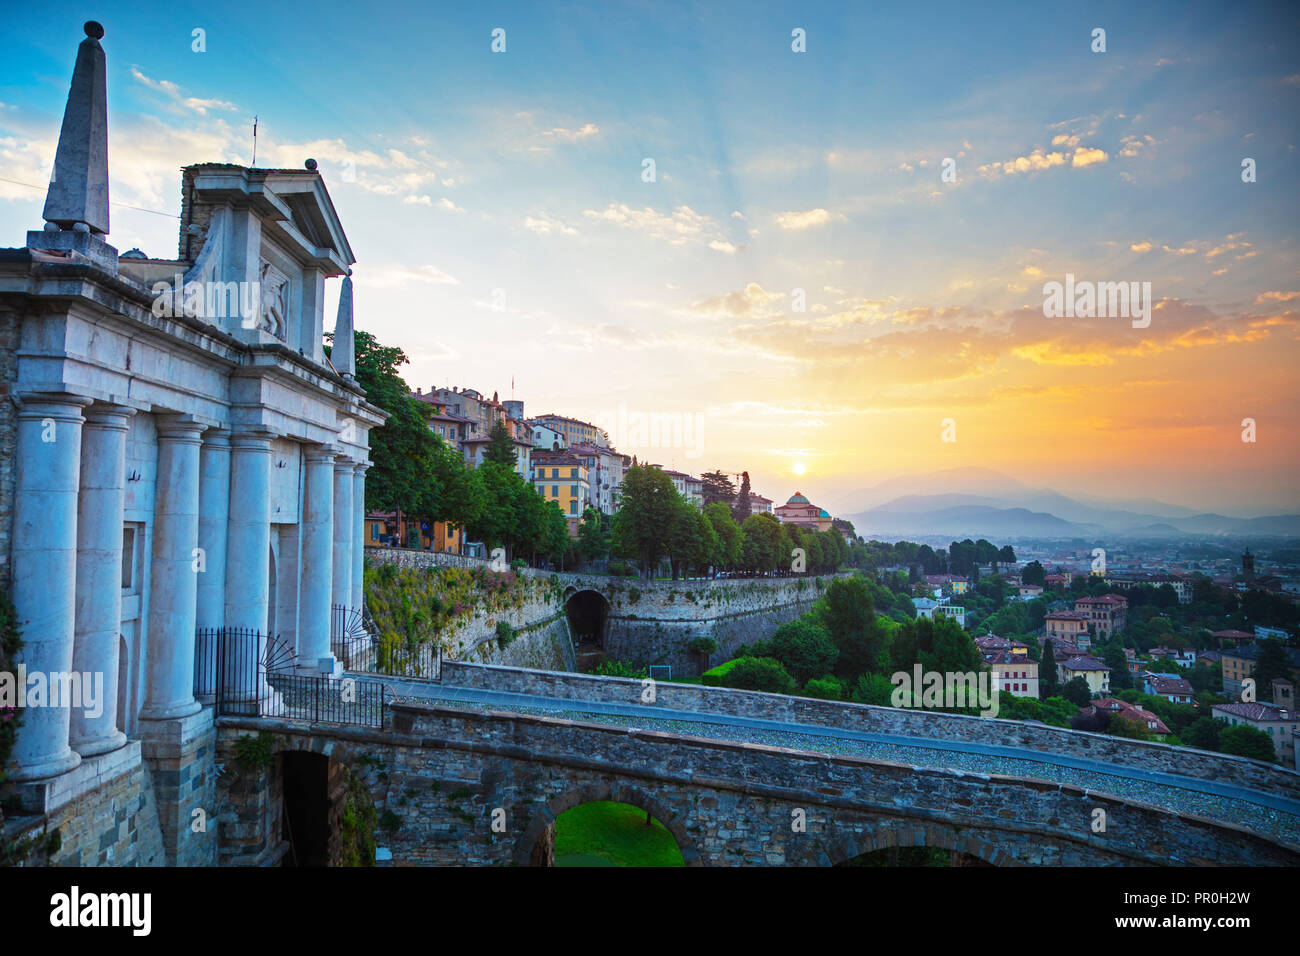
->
(0, 25, 383, 864)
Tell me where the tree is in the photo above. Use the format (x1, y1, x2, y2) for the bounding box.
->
(818, 576, 886, 679)
(1219, 724, 1277, 763)
(1061, 676, 1092, 707)
(576, 507, 611, 564)
(1184, 716, 1226, 752)
(467, 461, 521, 557)
(703, 502, 742, 569)
(1041, 638, 1059, 697)
(768, 617, 839, 684)
(998, 545, 1017, 566)
(1102, 643, 1133, 691)
(1021, 560, 1046, 587)
(740, 513, 783, 572)
(1253, 639, 1291, 701)
(733, 471, 752, 521)
(699, 471, 737, 508)
(345, 330, 440, 516)
(484, 418, 516, 467)
(611, 464, 681, 578)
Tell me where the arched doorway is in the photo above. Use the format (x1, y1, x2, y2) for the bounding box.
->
(565, 589, 610, 671)
(836, 846, 992, 867)
(281, 751, 330, 867)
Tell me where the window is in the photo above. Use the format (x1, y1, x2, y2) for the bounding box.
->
(552, 486, 558, 498)
(571, 467, 577, 478)
(569, 501, 577, 514)
(121, 526, 136, 590)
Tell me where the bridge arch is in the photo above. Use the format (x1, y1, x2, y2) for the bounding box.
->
(514, 782, 699, 866)
(821, 825, 1010, 867)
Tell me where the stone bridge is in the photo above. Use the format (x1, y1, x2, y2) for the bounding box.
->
(214, 696, 1300, 867)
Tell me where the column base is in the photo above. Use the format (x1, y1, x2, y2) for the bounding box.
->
(137, 698, 203, 722)
(297, 656, 341, 678)
(7, 747, 82, 783)
(70, 729, 128, 759)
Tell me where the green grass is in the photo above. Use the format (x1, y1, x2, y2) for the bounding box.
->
(553, 802, 685, 867)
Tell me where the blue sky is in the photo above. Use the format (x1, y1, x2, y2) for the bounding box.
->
(3, 1, 1298, 514)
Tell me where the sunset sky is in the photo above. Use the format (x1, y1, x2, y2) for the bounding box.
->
(3, 1, 1297, 516)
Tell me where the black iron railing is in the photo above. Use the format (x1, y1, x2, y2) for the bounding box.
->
(194, 626, 387, 728)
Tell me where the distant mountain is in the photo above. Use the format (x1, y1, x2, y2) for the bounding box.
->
(846, 504, 1106, 539)
(845, 491, 1300, 540)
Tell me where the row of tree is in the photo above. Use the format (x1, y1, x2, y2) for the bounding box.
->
(606, 464, 852, 578)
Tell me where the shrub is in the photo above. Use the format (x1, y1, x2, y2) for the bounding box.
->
(852, 673, 896, 706)
(701, 658, 744, 686)
(721, 657, 796, 695)
(803, 676, 842, 700)
(594, 659, 647, 679)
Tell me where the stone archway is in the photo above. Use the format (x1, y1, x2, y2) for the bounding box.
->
(514, 783, 698, 867)
(564, 588, 611, 670)
(821, 824, 1010, 868)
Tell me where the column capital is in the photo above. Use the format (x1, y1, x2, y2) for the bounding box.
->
(305, 442, 340, 464)
(333, 454, 356, 473)
(83, 401, 136, 429)
(16, 391, 93, 422)
(200, 425, 232, 448)
(154, 412, 208, 443)
(229, 428, 274, 452)
(352, 460, 373, 475)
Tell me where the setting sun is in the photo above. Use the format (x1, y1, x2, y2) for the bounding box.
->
(792, 462, 806, 476)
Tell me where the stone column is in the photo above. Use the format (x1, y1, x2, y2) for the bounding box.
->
(351, 463, 369, 614)
(70, 402, 134, 757)
(193, 428, 230, 698)
(9, 393, 91, 780)
(299, 444, 336, 674)
(332, 456, 353, 613)
(139, 414, 206, 722)
(222, 431, 272, 700)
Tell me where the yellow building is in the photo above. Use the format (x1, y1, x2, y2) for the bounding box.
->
(1058, 655, 1111, 697)
(531, 452, 590, 536)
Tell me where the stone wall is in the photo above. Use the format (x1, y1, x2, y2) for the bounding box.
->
(363, 547, 838, 674)
(606, 603, 817, 675)
(218, 707, 1300, 867)
(4, 742, 166, 867)
(439, 661, 1300, 800)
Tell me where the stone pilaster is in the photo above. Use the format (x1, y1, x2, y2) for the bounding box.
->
(70, 402, 134, 757)
(9, 393, 92, 781)
(300, 445, 336, 675)
(351, 462, 369, 614)
(332, 456, 353, 613)
(194, 428, 230, 698)
(138, 414, 206, 722)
